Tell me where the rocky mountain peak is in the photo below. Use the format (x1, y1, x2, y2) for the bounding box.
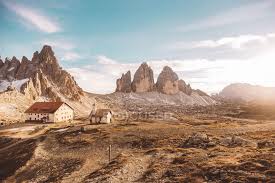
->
(5, 57, 11, 63)
(114, 63, 211, 96)
(178, 79, 192, 95)
(11, 56, 19, 62)
(156, 66, 179, 95)
(22, 56, 29, 62)
(38, 45, 58, 66)
(116, 71, 132, 93)
(131, 62, 154, 92)
(32, 51, 40, 63)
(40, 45, 54, 57)
(0, 45, 84, 101)
(0, 58, 3, 67)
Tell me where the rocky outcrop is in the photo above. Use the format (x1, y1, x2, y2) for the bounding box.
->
(178, 80, 192, 95)
(114, 63, 210, 96)
(0, 58, 3, 68)
(219, 136, 252, 147)
(131, 62, 154, 92)
(0, 57, 20, 81)
(116, 71, 132, 93)
(156, 66, 179, 95)
(193, 89, 208, 96)
(0, 45, 84, 101)
(181, 133, 216, 149)
(16, 56, 31, 79)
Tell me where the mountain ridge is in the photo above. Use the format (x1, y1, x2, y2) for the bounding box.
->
(115, 62, 207, 97)
(0, 45, 83, 101)
(219, 83, 275, 103)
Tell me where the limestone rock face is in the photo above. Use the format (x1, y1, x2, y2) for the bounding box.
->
(178, 80, 192, 95)
(116, 71, 132, 92)
(0, 57, 21, 81)
(31, 51, 40, 64)
(156, 66, 179, 95)
(0, 45, 84, 101)
(193, 89, 208, 96)
(16, 56, 31, 79)
(132, 63, 154, 92)
(114, 63, 209, 97)
(0, 59, 10, 79)
(0, 58, 3, 68)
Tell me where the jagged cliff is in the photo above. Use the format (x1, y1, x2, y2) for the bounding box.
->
(116, 71, 132, 93)
(115, 62, 208, 97)
(131, 63, 155, 92)
(0, 45, 83, 101)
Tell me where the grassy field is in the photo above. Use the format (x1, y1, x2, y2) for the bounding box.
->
(0, 106, 274, 182)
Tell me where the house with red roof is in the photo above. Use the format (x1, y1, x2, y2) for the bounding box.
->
(25, 102, 74, 123)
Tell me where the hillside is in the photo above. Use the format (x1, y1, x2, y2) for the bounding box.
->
(219, 83, 275, 103)
(0, 45, 95, 124)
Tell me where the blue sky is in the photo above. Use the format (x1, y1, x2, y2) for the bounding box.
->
(1, 0, 275, 93)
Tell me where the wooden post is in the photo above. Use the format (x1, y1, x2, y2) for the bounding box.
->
(109, 145, 112, 162)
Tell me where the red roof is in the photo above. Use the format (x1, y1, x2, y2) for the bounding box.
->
(25, 102, 71, 113)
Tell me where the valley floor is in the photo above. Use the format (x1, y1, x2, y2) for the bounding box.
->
(0, 114, 274, 182)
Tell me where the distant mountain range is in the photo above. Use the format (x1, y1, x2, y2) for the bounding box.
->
(219, 83, 275, 103)
(0, 45, 95, 123)
(0, 45, 217, 124)
(112, 62, 216, 107)
(115, 62, 208, 96)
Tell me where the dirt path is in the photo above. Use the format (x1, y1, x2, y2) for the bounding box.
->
(84, 152, 152, 183)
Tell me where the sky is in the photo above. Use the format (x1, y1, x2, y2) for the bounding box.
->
(1, 0, 275, 94)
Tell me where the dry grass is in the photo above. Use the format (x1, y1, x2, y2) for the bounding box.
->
(0, 109, 274, 182)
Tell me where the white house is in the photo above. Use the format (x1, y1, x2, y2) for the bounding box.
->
(25, 102, 74, 123)
(89, 109, 112, 124)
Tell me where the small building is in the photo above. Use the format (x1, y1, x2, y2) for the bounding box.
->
(90, 109, 112, 124)
(25, 102, 74, 123)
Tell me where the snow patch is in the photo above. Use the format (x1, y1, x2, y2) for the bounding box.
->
(0, 79, 29, 92)
(8, 67, 15, 71)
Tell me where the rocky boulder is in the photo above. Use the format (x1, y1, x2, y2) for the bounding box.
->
(156, 66, 179, 95)
(116, 71, 132, 93)
(257, 140, 275, 149)
(181, 133, 216, 149)
(219, 136, 252, 147)
(131, 62, 154, 92)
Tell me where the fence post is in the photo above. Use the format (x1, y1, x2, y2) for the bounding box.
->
(109, 145, 112, 162)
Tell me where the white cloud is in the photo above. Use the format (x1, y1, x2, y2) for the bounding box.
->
(2, 0, 60, 33)
(179, 1, 275, 32)
(61, 52, 82, 61)
(173, 33, 275, 50)
(97, 55, 118, 65)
